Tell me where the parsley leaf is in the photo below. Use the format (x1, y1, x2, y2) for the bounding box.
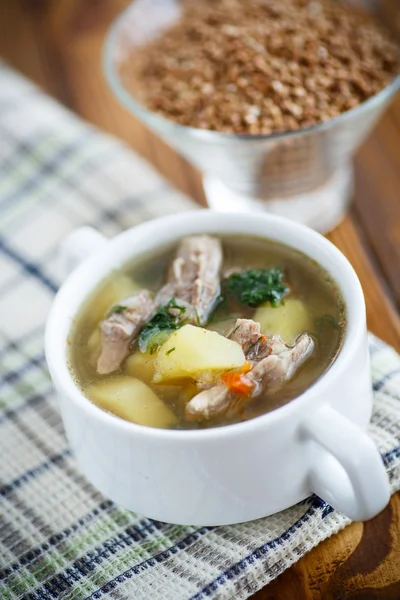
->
(138, 298, 186, 354)
(225, 268, 288, 308)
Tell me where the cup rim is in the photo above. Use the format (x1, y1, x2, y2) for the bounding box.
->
(45, 210, 366, 441)
(103, 1, 400, 144)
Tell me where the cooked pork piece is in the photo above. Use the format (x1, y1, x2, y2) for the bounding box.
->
(228, 318, 261, 354)
(228, 318, 271, 360)
(185, 381, 232, 421)
(97, 290, 156, 375)
(156, 235, 222, 325)
(185, 332, 314, 421)
(249, 335, 314, 390)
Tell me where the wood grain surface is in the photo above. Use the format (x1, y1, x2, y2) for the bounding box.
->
(1, 1, 399, 598)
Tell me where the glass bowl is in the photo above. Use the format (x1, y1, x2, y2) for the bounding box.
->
(103, 0, 400, 232)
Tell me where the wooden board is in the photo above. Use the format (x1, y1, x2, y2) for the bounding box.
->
(1, 0, 399, 597)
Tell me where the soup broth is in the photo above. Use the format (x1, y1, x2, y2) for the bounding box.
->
(70, 235, 346, 429)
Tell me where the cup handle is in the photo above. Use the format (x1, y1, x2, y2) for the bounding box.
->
(59, 226, 108, 280)
(303, 404, 390, 521)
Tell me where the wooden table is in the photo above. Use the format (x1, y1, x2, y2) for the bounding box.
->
(1, 1, 400, 598)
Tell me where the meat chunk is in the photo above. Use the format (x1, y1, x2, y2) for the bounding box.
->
(228, 318, 261, 354)
(248, 335, 314, 389)
(186, 383, 232, 421)
(156, 235, 222, 325)
(228, 318, 270, 360)
(97, 290, 156, 375)
(185, 332, 314, 421)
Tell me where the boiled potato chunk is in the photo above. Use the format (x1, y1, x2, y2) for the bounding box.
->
(154, 324, 245, 383)
(91, 274, 142, 324)
(254, 298, 313, 344)
(125, 352, 156, 383)
(87, 327, 101, 354)
(87, 376, 177, 428)
(87, 327, 102, 366)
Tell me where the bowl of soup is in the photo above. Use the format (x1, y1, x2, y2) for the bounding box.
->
(45, 211, 390, 525)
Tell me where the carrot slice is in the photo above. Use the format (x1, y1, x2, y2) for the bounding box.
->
(221, 364, 254, 396)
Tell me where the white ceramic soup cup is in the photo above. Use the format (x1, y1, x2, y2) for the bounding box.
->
(45, 211, 390, 525)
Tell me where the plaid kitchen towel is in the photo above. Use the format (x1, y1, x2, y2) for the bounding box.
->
(0, 63, 400, 600)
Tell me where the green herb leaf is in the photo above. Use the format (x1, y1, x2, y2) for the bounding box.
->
(144, 330, 174, 355)
(138, 298, 186, 354)
(167, 298, 187, 314)
(107, 304, 127, 317)
(166, 347, 176, 356)
(194, 308, 201, 326)
(225, 268, 289, 308)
